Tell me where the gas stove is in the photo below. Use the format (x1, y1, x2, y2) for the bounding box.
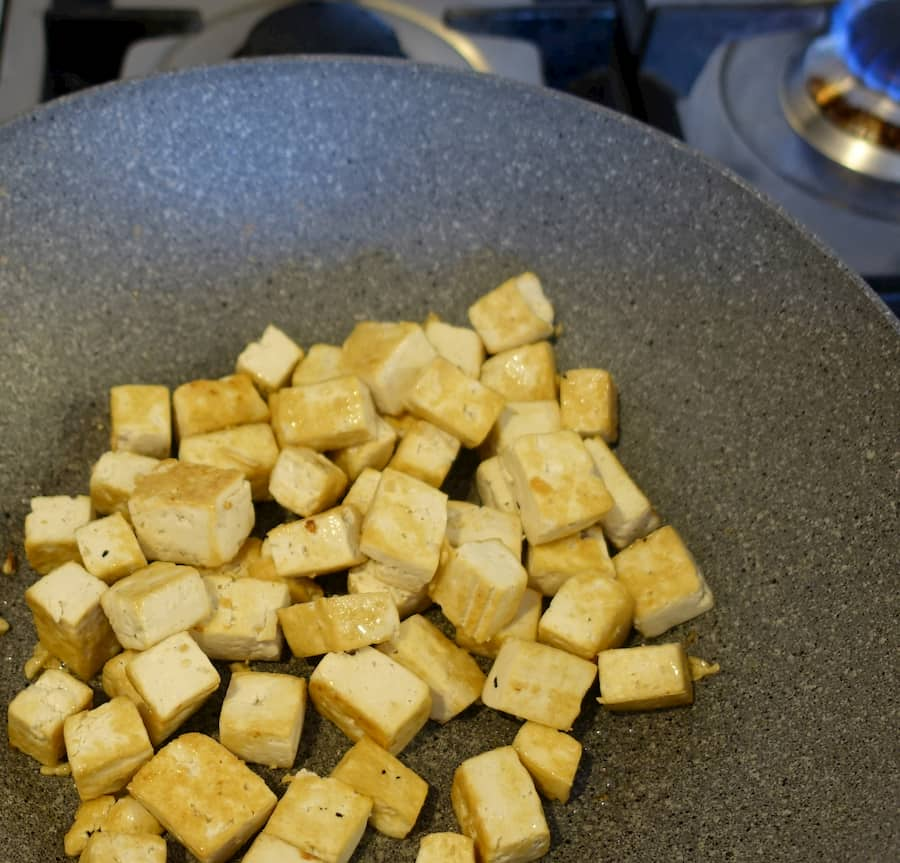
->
(1, 0, 897, 314)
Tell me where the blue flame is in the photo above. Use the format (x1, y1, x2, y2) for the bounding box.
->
(831, 0, 900, 101)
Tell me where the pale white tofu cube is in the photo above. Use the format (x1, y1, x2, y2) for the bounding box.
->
(583, 437, 661, 549)
(359, 468, 447, 587)
(191, 575, 290, 661)
(100, 651, 167, 746)
(236, 324, 304, 393)
(79, 832, 165, 863)
(479, 341, 558, 402)
(329, 416, 397, 481)
(455, 588, 541, 659)
(430, 540, 527, 644)
(25, 494, 93, 574)
(597, 643, 694, 710)
(500, 430, 613, 545)
(405, 357, 504, 448)
(126, 631, 221, 743)
(179, 422, 280, 500)
(242, 834, 310, 863)
(475, 456, 518, 515)
(268, 446, 348, 516)
(445, 500, 522, 559)
(309, 647, 431, 754)
(89, 451, 160, 518)
(101, 796, 163, 835)
(24, 562, 120, 680)
(128, 460, 254, 568)
(331, 735, 429, 839)
(7, 668, 93, 766)
(128, 733, 277, 863)
(485, 400, 561, 457)
(342, 320, 437, 415)
(559, 368, 618, 442)
(270, 375, 377, 450)
(512, 722, 582, 803)
(100, 561, 212, 651)
(109, 385, 171, 458)
(64, 797, 116, 856)
(424, 317, 485, 379)
(416, 833, 476, 863)
(388, 418, 460, 487)
(613, 525, 714, 637)
(64, 697, 154, 800)
(75, 513, 147, 584)
(526, 525, 615, 596)
(377, 614, 484, 723)
(341, 467, 382, 516)
(538, 572, 633, 660)
(172, 373, 269, 439)
(347, 560, 432, 618)
(219, 672, 306, 768)
(451, 746, 550, 863)
(266, 505, 366, 577)
(468, 272, 554, 354)
(263, 769, 372, 863)
(290, 343, 345, 386)
(482, 638, 596, 730)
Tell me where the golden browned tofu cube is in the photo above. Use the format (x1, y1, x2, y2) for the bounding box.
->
(101, 796, 163, 835)
(128, 733, 277, 863)
(75, 513, 147, 584)
(424, 318, 484, 379)
(451, 746, 550, 863)
(172, 373, 268, 439)
(266, 505, 366, 577)
(479, 341, 557, 402)
(110, 385, 171, 458)
(89, 451, 160, 518)
(512, 722, 582, 803)
(475, 456, 518, 514)
(329, 416, 397, 481)
(416, 833, 476, 863)
(484, 400, 561, 457)
(236, 323, 304, 393)
(388, 418, 460, 487)
(24, 494, 93, 574)
(268, 446, 348, 516)
(347, 560, 432, 619)
(597, 643, 694, 711)
(526, 525, 614, 596)
(331, 735, 428, 838)
(291, 342, 346, 386)
(79, 832, 166, 863)
(559, 367, 618, 442)
(445, 500, 522, 558)
(455, 588, 541, 659)
(64, 797, 116, 856)
(467, 272, 555, 354)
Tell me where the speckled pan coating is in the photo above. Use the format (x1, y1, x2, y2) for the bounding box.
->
(0, 59, 897, 862)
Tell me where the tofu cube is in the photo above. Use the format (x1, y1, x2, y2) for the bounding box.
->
(64, 797, 116, 856)
(24, 562, 120, 680)
(360, 468, 448, 588)
(268, 446, 348, 516)
(75, 513, 147, 584)
(467, 272, 555, 354)
(290, 342, 345, 386)
(79, 832, 166, 863)
(341, 467, 382, 516)
(101, 795, 163, 835)
(172, 373, 269, 439)
(100, 561, 212, 651)
(512, 722, 582, 803)
(197, 535, 266, 580)
(597, 643, 694, 710)
(330, 416, 397, 481)
(342, 320, 437, 415)
(128, 460, 255, 568)
(331, 736, 428, 839)
(430, 540, 527, 644)
(500, 430, 613, 545)
(583, 437, 661, 549)
(278, 591, 399, 657)
(89, 451, 160, 518)
(192, 575, 291, 661)
(263, 770, 372, 863)
(388, 418, 460, 487)
(242, 834, 310, 863)
(7, 668, 93, 766)
(179, 422, 280, 500)
(526, 525, 615, 596)
(416, 833, 476, 863)
(475, 456, 518, 514)
(451, 746, 550, 863)
(100, 651, 167, 746)
(128, 733, 277, 863)
(538, 572, 634, 660)
(219, 672, 306, 768)
(560, 368, 618, 442)
(270, 375, 377, 450)
(109, 385, 171, 458)
(479, 341, 558, 402)
(445, 500, 522, 559)
(376, 614, 484, 723)
(613, 525, 714, 637)
(24, 494, 94, 574)
(382, 412, 419, 440)
(126, 631, 221, 743)
(404, 357, 504, 449)
(347, 561, 432, 619)
(482, 639, 596, 730)
(424, 317, 485, 379)
(236, 324, 304, 393)
(485, 400, 561, 457)
(455, 588, 541, 659)
(266, 505, 366, 577)
(64, 697, 154, 800)
(309, 647, 431, 754)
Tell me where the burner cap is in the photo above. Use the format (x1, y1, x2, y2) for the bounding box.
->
(834, 0, 900, 101)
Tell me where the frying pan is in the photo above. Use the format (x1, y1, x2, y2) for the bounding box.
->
(0, 58, 897, 863)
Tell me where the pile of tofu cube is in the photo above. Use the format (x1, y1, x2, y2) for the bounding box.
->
(8, 272, 716, 863)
